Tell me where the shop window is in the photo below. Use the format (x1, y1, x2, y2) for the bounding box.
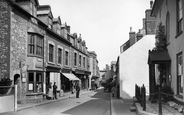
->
(28, 72, 43, 93)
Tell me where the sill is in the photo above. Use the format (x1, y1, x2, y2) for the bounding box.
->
(174, 94, 184, 105)
(175, 31, 183, 38)
(27, 54, 43, 58)
(26, 92, 43, 96)
(48, 61, 55, 65)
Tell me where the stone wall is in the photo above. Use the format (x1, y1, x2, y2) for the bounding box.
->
(0, 0, 10, 79)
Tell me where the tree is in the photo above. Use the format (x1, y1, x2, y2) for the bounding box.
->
(154, 22, 167, 50)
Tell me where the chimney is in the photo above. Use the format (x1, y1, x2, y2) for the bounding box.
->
(129, 27, 136, 46)
(150, 0, 153, 9)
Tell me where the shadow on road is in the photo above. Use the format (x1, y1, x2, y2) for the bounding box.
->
(62, 89, 111, 115)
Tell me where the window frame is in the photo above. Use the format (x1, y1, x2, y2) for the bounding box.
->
(79, 54, 82, 67)
(49, 44, 54, 63)
(177, 52, 183, 95)
(65, 49, 69, 66)
(27, 71, 43, 93)
(28, 33, 43, 57)
(166, 12, 170, 44)
(57, 46, 63, 65)
(74, 52, 77, 67)
(177, 0, 183, 35)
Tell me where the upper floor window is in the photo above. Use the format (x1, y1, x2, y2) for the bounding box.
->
(58, 48, 62, 64)
(177, 52, 183, 95)
(166, 13, 170, 44)
(79, 55, 82, 67)
(49, 44, 54, 62)
(65, 50, 69, 66)
(28, 34, 43, 57)
(83, 57, 85, 68)
(177, 0, 183, 34)
(74, 52, 77, 66)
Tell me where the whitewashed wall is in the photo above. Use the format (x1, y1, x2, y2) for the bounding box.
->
(119, 35, 155, 98)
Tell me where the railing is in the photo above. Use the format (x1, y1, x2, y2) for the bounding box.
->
(135, 84, 146, 111)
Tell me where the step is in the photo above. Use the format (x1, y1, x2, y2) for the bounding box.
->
(130, 106, 136, 112)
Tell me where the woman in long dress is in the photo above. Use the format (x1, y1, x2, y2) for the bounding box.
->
(47, 82, 53, 99)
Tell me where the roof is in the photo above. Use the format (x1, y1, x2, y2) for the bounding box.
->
(148, 49, 171, 64)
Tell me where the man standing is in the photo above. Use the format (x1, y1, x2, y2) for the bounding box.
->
(76, 83, 80, 98)
(53, 82, 57, 99)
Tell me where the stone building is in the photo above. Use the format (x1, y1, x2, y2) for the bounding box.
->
(0, 0, 91, 104)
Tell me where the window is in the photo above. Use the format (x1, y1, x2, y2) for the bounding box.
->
(28, 72, 43, 93)
(166, 13, 170, 44)
(177, 0, 183, 34)
(49, 44, 54, 62)
(28, 34, 43, 56)
(74, 52, 77, 66)
(65, 50, 69, 66)
(177, 52, 183, 94)
(58, 48, 62, 64)
(79, 55, 82, 67)
(83, 57, 85, 68)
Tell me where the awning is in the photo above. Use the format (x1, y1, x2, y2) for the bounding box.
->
(62, 73, 80, 81)
(148, 49, 171, 64)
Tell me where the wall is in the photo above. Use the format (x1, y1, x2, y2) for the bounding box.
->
(0, 95, 14, 113)
(119, 35, 155, 97)
(0, 0, 11, 79)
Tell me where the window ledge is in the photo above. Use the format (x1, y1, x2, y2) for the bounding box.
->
(26, 92, 43, 96)
(175, 31, 183, 38)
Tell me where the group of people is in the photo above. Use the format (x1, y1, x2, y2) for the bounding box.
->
(47, 81, 80, 99)
(71, 81, 80, 98)
(47, 82, 58, 100)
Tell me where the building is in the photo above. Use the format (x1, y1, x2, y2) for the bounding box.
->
(119, 1, 156, 97)
(88, 51, 100, 90)
(0, 0, 91, 104)
(149, 0, 184, 103)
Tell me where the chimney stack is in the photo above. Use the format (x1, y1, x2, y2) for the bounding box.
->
(150, 0, 153, 9)
(129, 27, 136, 46)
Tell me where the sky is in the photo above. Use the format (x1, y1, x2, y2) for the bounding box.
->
(38, 0, 152, 70)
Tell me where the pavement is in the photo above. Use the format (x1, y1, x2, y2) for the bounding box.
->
(17, 89, 92, 111)
(110, 90, 183, 115)
(9, 88, 184, 115)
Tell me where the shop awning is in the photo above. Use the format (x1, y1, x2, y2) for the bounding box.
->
(148, 49, 171, 64)
(62, 73, 80, 81)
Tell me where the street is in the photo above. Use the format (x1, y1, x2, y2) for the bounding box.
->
(0, 89, 137, 115)
(1, 89, 111, 115)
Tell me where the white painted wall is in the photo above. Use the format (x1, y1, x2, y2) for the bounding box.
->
(50, 73, 61, 90)
(119, 35, 155, 98)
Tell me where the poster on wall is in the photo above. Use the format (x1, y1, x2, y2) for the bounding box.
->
(28, 83, 33, 90)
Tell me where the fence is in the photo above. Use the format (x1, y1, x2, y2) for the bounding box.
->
(135, 84, 146, 111)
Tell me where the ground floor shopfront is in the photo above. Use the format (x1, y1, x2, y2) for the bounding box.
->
(16, 66, 90, 104)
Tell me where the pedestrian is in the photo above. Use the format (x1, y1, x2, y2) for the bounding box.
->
(47, 82, 53, 100)
(53, 82, 58, 99)
(76, 83, 80, 98)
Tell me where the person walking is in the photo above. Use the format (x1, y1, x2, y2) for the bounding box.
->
(53, 82, 58, 99)
(76, 83, 80, 98)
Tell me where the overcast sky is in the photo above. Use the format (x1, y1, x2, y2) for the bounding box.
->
(38, 0, 152, 70)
